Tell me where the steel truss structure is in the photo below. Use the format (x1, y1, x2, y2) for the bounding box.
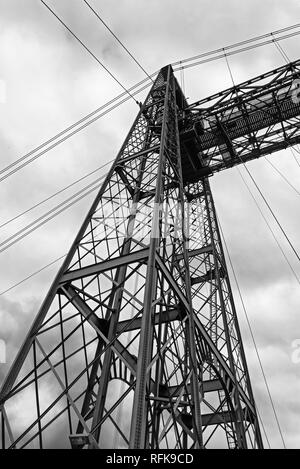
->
(1, 59, 300, 449)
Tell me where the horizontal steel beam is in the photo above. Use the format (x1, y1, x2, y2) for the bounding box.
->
(179, 408, 248, 428)
(187, 58, 300, 110)
(116, 145, 160, 165)
(160, 379, 222, 397)
(176, 245, 212, 261)
(116, 307, 181, 334)
(60, 248, 150, 284)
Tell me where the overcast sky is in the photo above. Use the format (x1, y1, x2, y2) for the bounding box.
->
(0, 0, 300, 449)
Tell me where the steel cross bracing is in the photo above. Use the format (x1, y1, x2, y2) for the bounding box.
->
(181, 58, 300, 182)
(1, 59, 300, 449)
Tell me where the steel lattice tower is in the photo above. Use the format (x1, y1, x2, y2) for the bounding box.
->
(1, 59, 300, 449)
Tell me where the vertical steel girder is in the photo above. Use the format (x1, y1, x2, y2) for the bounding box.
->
(0, 66, 262, 449)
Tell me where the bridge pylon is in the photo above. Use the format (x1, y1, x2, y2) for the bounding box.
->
(0, 65, 263, 449)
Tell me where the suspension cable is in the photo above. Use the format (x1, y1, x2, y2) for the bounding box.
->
(0, 143, 153, 254)
(270, 36, 300, 175)
(257, 410, 272, 449)
(0, 79, 152, 184)
(292, 145, 300, 156)
(172, 23, 300, 68)
(0, 141, 152, 253)
(239, 160, 300, 263)
(218, 217, 271, 449)
(2, 23, 298, 184)
(173, 27, 300, 71)
(173, 31, 300, 72)
(180, 61, 185, 95)
(0, 160, 111, 230)
(218, 216, 287, 449)
(290, 147, 300, 169)
(0, 73, 152, 178)
(0, 254, 67, 297)
(1, 22, 299, 297)
(271, 32, 291, 63)
(40, 0, 139, 105)
(82, 0, 153, 83)
(236, 167, 300, 285)
(223, 49, 235, 87)
(0, 176, 104, 255)
(264, 157, 300, 197)
(223, 52, 300, 265)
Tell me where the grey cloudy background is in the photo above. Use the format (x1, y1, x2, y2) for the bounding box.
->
(0, 0, 300, 448)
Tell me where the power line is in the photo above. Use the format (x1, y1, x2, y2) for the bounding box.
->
(218, 216, 287, 449)
(82, 0, 153, 83)
(40, 0, 139, 105)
